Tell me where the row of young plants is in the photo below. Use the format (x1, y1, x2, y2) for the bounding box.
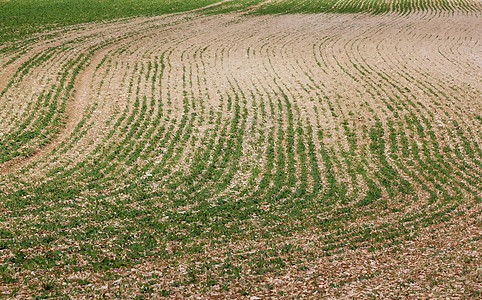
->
(0, 7, 480, 297)
(255, 0, 481, 15)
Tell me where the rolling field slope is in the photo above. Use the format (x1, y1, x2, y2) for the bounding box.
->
(0, 0, 481, 298)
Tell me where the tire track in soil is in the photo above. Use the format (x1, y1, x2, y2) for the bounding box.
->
(0, 0, 234, 176)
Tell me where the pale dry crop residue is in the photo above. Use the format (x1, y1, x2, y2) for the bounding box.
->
(0, 1, 481, 298)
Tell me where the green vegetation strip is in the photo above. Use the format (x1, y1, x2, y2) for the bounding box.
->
(0, 0, 221, 42)
(2, 0, 481, 42)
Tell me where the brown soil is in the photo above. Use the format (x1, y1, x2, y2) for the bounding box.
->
(0, 3, 480, 298)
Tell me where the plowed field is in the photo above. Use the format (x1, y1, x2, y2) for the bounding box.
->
(0, 0, 481, 298)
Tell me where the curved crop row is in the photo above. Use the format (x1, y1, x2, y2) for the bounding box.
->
(0, 2, 480, 298)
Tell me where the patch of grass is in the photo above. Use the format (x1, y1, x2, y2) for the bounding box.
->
(0, 0, 220, 42)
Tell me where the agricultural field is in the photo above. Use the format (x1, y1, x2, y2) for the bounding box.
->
(0, 0, 481, 298)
